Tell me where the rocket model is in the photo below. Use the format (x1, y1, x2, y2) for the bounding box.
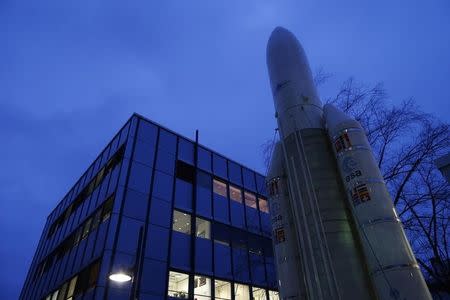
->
(265, 27, 431, 300)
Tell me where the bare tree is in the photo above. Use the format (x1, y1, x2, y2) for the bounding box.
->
(262, 76, 450, 295)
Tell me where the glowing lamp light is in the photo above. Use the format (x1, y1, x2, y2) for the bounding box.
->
(109, 272, 132, 282)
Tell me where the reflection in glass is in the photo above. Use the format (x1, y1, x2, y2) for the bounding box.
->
(168, 271, 189, 298)
(258, 198, 269, 213)
(213, 179, 227, 198)
(229, 186, 242, 203)
(194, 275, 211, 299)
(215, 280, 231, 299)
(196, 218, 211, 239)
(234, 283, 250, 300)
(252, 287, 267, 300)
(244, 192, 257, 209)
(172, 210, 191, 235)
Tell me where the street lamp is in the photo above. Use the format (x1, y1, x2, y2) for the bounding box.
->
(108, 226, 144, 300)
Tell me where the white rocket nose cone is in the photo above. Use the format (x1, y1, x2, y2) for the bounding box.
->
(323, 104, 352, 129)
(266, 27, 321, 108)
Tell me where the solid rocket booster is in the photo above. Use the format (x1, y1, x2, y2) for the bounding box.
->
(323, 104, 432, 299)
(266, 27, 374, 299)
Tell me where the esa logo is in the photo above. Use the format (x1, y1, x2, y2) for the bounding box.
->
(346, 170, 362, 182)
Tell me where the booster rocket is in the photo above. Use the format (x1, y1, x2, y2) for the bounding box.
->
(265, 27, 431, 300)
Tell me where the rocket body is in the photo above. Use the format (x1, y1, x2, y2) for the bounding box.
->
(265, 26, 431, 299)
(323, 104, 432, 299)
(266, 27, 373, 300)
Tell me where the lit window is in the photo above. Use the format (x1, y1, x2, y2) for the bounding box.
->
(268, 290, 280, 300)
(213, 179, 227, 198)
(252, 287, 267, 300)
(168, 271, 189, 298)
(196, 218, 211, 239)
(50, 290, 59, 300)
(194, 275, 211, 299)
(215, 280, 231, 299)
(229, 185, 242, 203)
(172, 210, 191, 235)
(235, 283, 250, 300)
(258, 198, 269, 213)
(244, 192, 257, 209)
(66, 276, 77, 300)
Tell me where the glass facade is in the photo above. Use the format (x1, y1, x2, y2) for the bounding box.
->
(20, 114, 277, 300)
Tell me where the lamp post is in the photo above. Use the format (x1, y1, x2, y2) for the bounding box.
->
(109, 226, 145, 300)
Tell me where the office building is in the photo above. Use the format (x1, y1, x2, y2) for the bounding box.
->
(20, 114, 279, 300)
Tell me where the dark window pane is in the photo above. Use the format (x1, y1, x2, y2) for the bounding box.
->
(141, 259, 167, 295)
(213, 194, 229, 224)
(228, 161, 242, 185)
(213, 154, 227, 179)
(116, 217, 144, 255)
(174, 179, 192, 212)
(178, 138, 194, 165)
(196, 172, 212, 218)
(152, 171, 174, 202)
(158, 129, 176, 155)
(133, 138, 156, 167)
(175, 160, 195, 183)
(242, 168, 256, 192)
(128, 162, 152, 194)
(146, 224, 169, 261)
(233, 247, 250, 283)
(170, 232, 191, 271)
(230, 201, 245, 229)
(214, 243, 232, 279)
(122, 189, 148, 221)
(155, 151, 175, 175)
(195, 238, 212, 275)
(255, 174, 267, 196)
(149, 197, 172, 228)
(197, 147, 211, 172)
(137, 120, 158, 143)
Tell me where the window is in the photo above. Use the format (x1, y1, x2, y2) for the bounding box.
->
(196, 218, 211, 239)
(194, 275, 211, 299)
(101, 195, 114, 221)
(244, 192, 257, 209)
(268, 290, 280, 300)
(176, 160, 195, 183)
(215, 280, 231, 299)
(258, 198, 269, 213)
(252, 287, 266, 300)
(66, 276, 77, 300)
(168, 271, 189, 298)
(235, 284, 250, 300)
(81, 218, 92, 240)
(229, 186, 242, 203)
(213, 179, 227, 198)
(172, 210, 191, 235)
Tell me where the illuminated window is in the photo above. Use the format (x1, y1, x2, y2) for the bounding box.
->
(268, 290, 280, 300)
(66, 276, 77, 300)
(229, 185, 242, 203)
(252, 287, 266, 300)
(81, 218, 92, 240)
(244, 192, 257, 209)
(213, 179, 227, 198)
(194, 275, 211, 299)
(235, 283, 250, 300)
(168, 271, 189, 298)
(172, 210, 191, 235)
(258, 198, 269, 213)
(215, 280, 231, 299)
(196, 218, 211, 239)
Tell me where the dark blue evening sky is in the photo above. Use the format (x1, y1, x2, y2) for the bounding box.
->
(1, 1, 449, 298)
